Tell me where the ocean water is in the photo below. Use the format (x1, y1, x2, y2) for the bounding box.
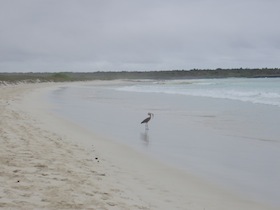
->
(49, 78, 280, 207)
(117, 78, 280, 107)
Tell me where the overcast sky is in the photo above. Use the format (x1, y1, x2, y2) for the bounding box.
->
(1, 0, 280, 72)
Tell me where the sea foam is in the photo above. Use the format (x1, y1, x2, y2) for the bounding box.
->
(116, 78, 280, 107)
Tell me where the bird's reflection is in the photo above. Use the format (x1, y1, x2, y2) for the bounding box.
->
(140, 130, 149, 146)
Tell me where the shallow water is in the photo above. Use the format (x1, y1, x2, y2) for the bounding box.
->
(117, 78, 280, 106)
(49, 78, 280, 207)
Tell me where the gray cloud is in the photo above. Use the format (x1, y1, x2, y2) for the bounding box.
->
(0, 0, 280, 72)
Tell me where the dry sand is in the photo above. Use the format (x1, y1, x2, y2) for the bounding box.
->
(0, 82, 277, 210)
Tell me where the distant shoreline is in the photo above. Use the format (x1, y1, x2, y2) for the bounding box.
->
(1, 68, 280, 83)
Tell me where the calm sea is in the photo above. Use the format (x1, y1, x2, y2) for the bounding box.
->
(117, 77, 280, 107)
(49, 78, 280, 207)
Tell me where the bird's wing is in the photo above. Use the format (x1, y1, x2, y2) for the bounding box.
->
(141, 117, 149, 124)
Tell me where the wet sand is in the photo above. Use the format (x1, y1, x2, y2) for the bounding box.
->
(0, 82, 277, 210)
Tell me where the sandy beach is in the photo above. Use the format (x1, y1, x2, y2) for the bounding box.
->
(0, 82, 277, 210)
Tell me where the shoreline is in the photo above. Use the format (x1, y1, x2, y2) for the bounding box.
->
(0, 82, 277, 209)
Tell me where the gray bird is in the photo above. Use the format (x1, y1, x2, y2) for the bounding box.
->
(141, 113, 154, 129)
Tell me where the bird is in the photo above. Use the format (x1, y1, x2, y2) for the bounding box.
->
(141, 113, 154, 130)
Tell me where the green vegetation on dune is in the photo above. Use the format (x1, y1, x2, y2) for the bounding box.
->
(1, 68, 280, 83)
